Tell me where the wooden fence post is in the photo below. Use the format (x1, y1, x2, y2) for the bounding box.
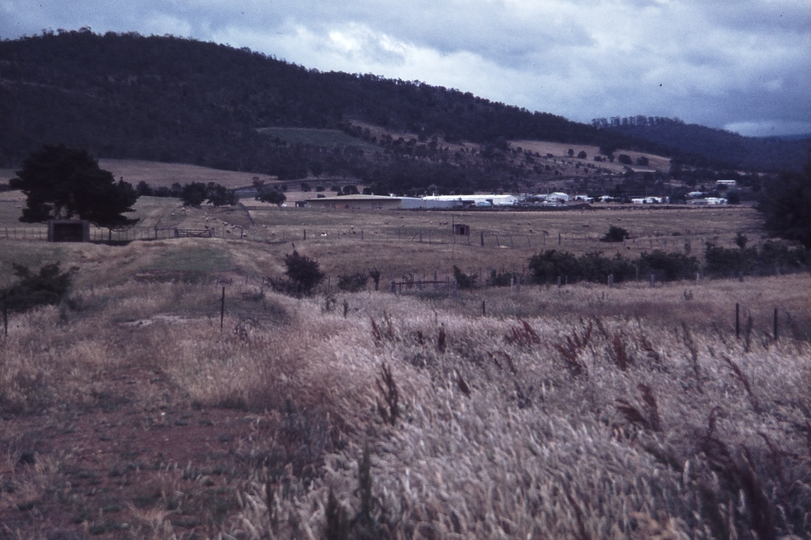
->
(735, 303, 740, 339)
(220, 287, 225, 330)
(773, 307, 778, 341)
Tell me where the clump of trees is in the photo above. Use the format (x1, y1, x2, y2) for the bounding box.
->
(528, 249, 699, 284)
(179, 182, 239, 206)
(10, 145, 138, 228)
(758, 162, 811, 249)
(704, 241, 810, 277)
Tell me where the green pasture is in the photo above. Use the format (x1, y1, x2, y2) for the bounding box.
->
(257, 127, 379, 152)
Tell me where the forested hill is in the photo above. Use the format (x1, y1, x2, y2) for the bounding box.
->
(592, 117, 810, 171)
(0, 29, 806, 191)
(0, 30, 637, 167)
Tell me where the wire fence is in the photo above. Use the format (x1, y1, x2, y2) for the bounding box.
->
(0, 216, 750, 255)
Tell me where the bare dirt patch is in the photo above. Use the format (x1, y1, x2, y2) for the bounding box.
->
(1, 363, 279, 538)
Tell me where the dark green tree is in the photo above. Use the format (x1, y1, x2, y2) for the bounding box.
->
(758, 162, 811, 249)
(10, 145, 139, 228)
(283, 250, 325, 294)
(180, 182, 208, 206)
(206, 183, 239, 206)
(256, 187, 287, 206)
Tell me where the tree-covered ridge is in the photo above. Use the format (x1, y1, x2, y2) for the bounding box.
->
(1, 29, 807, 197)
(592, 116, 811, 171)
(0, 30, 645, 170)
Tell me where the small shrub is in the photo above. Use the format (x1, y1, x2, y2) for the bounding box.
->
(486, 269, 519, 287)
(2, 262, 77, 313)
(601, 225, 629, 243)
(452, 265, 477, 289)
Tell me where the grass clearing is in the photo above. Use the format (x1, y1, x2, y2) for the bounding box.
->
(257, 127, 379, 152)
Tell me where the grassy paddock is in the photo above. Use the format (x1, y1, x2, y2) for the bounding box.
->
(1, 185, 809, 538)
(0, 273, 809, 538)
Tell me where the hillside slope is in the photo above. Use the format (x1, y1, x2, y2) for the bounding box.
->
(593, 117, 810, 171)
(1, 29, 806, 198)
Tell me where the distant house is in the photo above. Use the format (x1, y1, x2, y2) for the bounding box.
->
(716, 179, 737, 188)
(544, 192, 570, 204)
(453, 224, 470, 236)
(632, 196, 667, 204)
(690, 197, 727, 206)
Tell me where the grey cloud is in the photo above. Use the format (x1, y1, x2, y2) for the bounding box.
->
(0, 0, 809, 135)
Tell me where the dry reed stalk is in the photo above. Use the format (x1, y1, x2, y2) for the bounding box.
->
(638, 384, 662, 432)
(376, 363, 400, 426)
(608, 333, 632, 371)
(721, 353, 760, 413)
(504, 319, 541, 347)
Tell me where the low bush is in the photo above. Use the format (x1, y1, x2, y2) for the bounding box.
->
(704, 241, 810, 277)
(530, 249, 699, 284)
(1, 262, 77, 313)
(639, 250, 699, 281)
(486, 270, 520, 287)
(601, 225, 629, 243)
(338, 272, 369, 292)
(453, 266, 477, 289)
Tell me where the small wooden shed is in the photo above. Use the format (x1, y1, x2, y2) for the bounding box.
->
(453, 223, 470, 236)
(48, 220, 90, 242)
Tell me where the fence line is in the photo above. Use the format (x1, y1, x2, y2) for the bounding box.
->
(0, 224, 750, 257)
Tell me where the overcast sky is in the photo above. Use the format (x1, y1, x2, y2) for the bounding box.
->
(2, 0, 810, 137)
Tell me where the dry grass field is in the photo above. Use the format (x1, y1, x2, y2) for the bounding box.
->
(510, 140, 670, 174)
(0, 195, 765, 289)
(0, 181, 809, 539)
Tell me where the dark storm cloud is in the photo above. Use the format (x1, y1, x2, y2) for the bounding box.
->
(1, 0, 809, 136)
